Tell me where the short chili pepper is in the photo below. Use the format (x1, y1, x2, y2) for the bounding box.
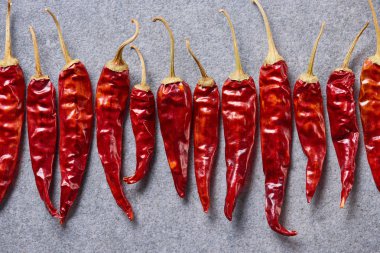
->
(26, 26, 58, 217)
(253, 0, 296, 236)
(359, 0, 380, 191)
(327, 23, 368, 208)
(186, 39, 220, 213)
(153, 17, 192, 198)
(0, 0, 25, 204)
(219, 9, 257, 221)
(293, 23, 327, 203)
(96, 20, 139, 220)
(46, 9, 94, 224)
(123, 45, 156, 184)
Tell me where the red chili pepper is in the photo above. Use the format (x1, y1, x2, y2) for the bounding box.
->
(293, 23, 327, 203)
(46, 9, 94, 224)
(185, 39, 219, 213)
(123, 45, 155, 184)
(153, 17, 192, 198)
(253, 0, 296, 236)
(96, 20, 139, 220)
(327, 23, 368, 208)
(26, 26, 58, 217)
(0, 0, 25, 204)
(219, 9, 257, 221)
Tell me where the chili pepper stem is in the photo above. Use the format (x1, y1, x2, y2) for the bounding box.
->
(0, 0, 17, 67)
(130, 45, 150, 91)
(29, 26, 48, 80)
(368, 0, 380, 64)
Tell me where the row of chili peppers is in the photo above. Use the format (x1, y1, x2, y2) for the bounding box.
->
(1, 0, 380, 237)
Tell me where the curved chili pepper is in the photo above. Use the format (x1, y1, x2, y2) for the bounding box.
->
(219, 9, 257, 221)
(153, 17, 191, 198)
(96, 20, 139, 220)
(26, 26, 58, 217)
(123, 45, 155, 184)
(185, 39, 219, 213)
(293, 23, 327, 203)
(252, 0, 296, 236)
(46, 9, 94, 224)
(327, 23, 368, 208)
(0, 0, 25, 204)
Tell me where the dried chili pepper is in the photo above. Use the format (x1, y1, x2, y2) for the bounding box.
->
(252, 0, 296, 236)
(293, 23, 327, 203)
(219, 9, 257, 221)
(46, 9, 94, 224)
(0, 0, 25, 204)
(327, 23, 368, 208)
(153, 17, 192, 198)
(26, 26, 58, 217)
(96, 20, 139, 220)
(123, 45, 155, 184)
(185, 39, 219, 213)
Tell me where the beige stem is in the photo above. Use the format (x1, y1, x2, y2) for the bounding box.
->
(112, 19, 140, 66)
(341, 22, 369, 69)
(130, 45, 148, 88)
(306, 22, 325, 76)
(29, 26, 43, 78)
(185, 39, 208, 78)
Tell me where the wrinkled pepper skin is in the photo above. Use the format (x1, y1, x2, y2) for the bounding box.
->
(27, 77, 58, 217)
(59, 61, 93, 223)
(222, 77, 257, 221)
(293, 79, 327, 202)
(96, 66, 134, 219)
(259, 61, 296, 236)
(0, 65, 25, 203)
(157, 81, 192, 198)
(193, 83, 220, 212)
(327, 70, 359, 204)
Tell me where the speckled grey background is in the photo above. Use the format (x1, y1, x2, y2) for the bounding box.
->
(0, 0, 378, 252)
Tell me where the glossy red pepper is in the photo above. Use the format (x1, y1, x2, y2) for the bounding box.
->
(327, 23, 368, 208)
(153, 17, 191, 198)
(253, 0, 296, 236)
(0, 0, 25, 204)
(293, 23, 327, 203)
(26, 26, 58, 217)
(219, 9, 257, 221)
(185, 39, 219, 213)
(46, 9, 94, 224)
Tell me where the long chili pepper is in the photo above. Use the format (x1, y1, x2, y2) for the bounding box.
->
(252, 0, 296, 236)
(26, 26, 58, 217)
(293, 23, 327, 203)
(46, 9, 94, 224)
(327, 23, 368, 208)
(153, 17, 192, 198)
(219, 9, 257, 221)
(123, 45, 155, 184)
(186, 39, 220, 213)
(0, 0, 25, 204)
(96, 20, 139, 220)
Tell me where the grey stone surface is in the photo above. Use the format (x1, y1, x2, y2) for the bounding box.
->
(0, 0, 378, 252)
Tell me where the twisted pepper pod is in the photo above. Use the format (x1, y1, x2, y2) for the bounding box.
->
(327, 23, 368, 208)
(186, 39, 220, 213)
(46, 9, 94, 224)
(219, 9, 257, 221)
(0, 0, 25, 204)
(26, 26, 58, 217)
(153, 17, 191, 198)
(252, 0, 296, 236)
(293, 23, 327, 203)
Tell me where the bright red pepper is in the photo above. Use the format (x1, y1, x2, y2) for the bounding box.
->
(327, 23, 368, 208)
(185, 39, 219, 213)
(153, 17, 192, 198)
(219, 9, 257, 221)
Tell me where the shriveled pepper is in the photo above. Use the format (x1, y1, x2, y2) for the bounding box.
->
(0, 0, 25, 204)
(26, 26, 58, 217)
(219, 9, 257, 221)
(293, 23, 327, 203)
(185, 39, 220, 213)
(46, 9, 94, 224)
(252, 0, 296, 236)
(153, 17, 192, 198)
(327, 23, 368, 208)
